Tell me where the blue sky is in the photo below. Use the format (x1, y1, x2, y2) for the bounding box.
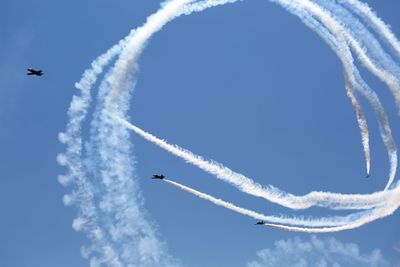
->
(1, 0, 400, 266)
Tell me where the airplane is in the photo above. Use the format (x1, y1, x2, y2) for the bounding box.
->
(366, 173, 371, 178)
(152, 174, 165, 180)
(255, 220, 266, 225)
(27, 68, 44, 76)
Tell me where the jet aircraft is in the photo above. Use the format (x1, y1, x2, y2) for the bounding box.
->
(152, 174, 165, 180)
(255, 220, 266, 225)
(27, 68, 43, 76)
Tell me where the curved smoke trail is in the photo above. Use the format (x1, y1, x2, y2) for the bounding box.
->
(162, 178, 384, 228)
(114, 117, 395, 210)
(59, 0, 400, 265)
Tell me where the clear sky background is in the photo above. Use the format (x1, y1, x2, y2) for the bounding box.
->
(1, 1, 400, 266)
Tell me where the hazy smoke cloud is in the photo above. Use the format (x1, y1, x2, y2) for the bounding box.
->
(247, 236, 390, 267)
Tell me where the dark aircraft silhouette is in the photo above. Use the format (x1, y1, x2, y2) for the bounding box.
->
(255, 220, 266, 225)
(152, 174, 165, 180)
(366, 173, 371, 178)
(27, 68, 43, 76)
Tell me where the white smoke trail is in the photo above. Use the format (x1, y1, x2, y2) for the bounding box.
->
(317, 0, 399, 189)
(289, 0, 398, 190)
(57, 42, 131, 267)
(343, 29, 400, 115)
(297, 0, 400, 114)
(341, 0, 400, 60)
(58, 1, 200, 265)
(312, 0, 399, 190)
(114, 116, 393, 210)
(313, 0, 400, 184)
(264, 194, 399, 233)
(105, 0, 198, 110)
(253, 0, 398, 192)
(74, 0, 201, 265)
(270, 0, 397, 190)
(320, 0, 400, 77)
(283, 0, 372, 179)
(160, 143, 400, 233)
(163, 178, 380, 228)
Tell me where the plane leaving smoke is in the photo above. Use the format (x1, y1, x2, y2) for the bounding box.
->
(58, 0, 400, 265)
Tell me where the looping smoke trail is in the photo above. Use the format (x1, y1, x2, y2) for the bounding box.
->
(60, 0, 400, 264)
(107, 0, 399, 232)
